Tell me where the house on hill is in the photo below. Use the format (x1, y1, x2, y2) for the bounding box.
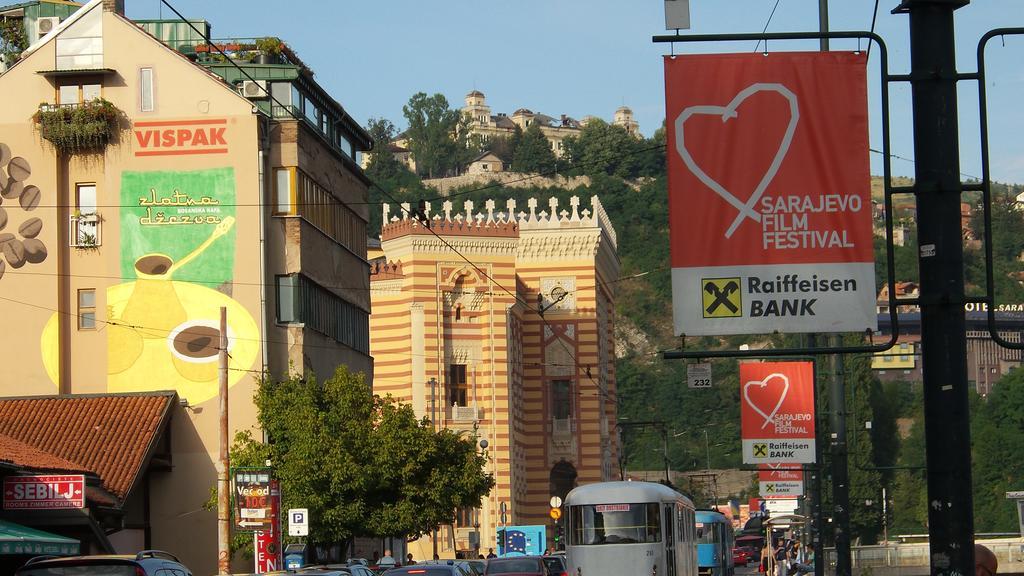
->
(466, 150, 505, 174)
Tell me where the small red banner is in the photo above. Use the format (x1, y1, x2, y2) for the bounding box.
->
(741, 361, 817, 464)
(3, 475, 85, 510)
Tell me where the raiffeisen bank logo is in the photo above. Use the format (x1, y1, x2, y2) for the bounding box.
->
(133, 119, 229, 157)
(701, 277, 742, 318)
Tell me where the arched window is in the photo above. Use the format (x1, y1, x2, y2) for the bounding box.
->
(550, 461, 578, 503)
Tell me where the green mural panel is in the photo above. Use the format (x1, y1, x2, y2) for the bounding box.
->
(100, 167, 258, 404)
(120, 167, 236, 286)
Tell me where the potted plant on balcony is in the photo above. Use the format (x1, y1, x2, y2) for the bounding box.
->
(33, 98, 124, 154)
(254, 36, 283, 64)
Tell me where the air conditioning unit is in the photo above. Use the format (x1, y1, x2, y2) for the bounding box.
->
(239, 80, 268, 99)
(36, 17, 60, 37)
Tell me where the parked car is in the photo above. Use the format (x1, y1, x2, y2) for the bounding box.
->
(383, 561, 475, 576)
(541, 555, 567, 576)
(732, 547, 752, 566)
(16, 550, 192, 576)
(412, 559, 481, 576)
(300, 564, 378, 576)
(465, 559, 488, 575)
(484, 556, 551, 576)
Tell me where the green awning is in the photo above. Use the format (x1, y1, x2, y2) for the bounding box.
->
(0, 519, 79, 556)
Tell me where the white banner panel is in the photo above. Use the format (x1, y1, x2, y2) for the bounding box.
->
(672, 263, 876, 335)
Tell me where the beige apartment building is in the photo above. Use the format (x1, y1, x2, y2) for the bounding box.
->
(369, 196, 621, 557)
(0, 0, 371, 571)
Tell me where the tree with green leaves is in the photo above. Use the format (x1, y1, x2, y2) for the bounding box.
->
(364, 117, 410, 183)
(483, 129, 521, 165)
(844, 353, 883, 544)
(971, 367, 1024, 532)
(0, 17, 27, 67)
(229, 367, 494, 551)
(363, 117, 431, 237)
(561, 119, 659, 179)
(511, 123, 558, 174)
(966, 185, 1024, 302)
(402, 92, 476, 178)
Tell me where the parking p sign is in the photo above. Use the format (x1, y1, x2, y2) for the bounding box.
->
(288, 508, 308, 537)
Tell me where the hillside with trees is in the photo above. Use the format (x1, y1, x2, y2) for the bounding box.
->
(364, 92, 1024, 543)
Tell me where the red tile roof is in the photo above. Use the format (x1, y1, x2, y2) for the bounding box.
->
(0, 392, 176, 501)
(0, 434, 89, 473)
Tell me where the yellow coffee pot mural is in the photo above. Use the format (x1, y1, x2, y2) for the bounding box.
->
(41, 168, 260, 404)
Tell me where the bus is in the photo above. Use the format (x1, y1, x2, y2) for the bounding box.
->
(695, 509, 735, 576)
(564, 481, 697, 576)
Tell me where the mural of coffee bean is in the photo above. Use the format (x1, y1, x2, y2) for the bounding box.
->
(0, 143, 48, 278)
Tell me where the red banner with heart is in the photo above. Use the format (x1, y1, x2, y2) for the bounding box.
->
(740, 361, 816, 464)
(665, 52, 876, 337)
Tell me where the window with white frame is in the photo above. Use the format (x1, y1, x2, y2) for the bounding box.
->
(140, 68, 154, 112)
(78, 289, 96, 330)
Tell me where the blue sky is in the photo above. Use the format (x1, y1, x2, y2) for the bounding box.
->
(127, 1, 1024, 184)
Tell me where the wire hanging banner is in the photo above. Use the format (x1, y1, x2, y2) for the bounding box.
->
(665, 51, 877, 337)
(740, 360, 816, 464)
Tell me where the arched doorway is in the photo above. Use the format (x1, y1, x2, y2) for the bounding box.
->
(549, 460, 578, 503)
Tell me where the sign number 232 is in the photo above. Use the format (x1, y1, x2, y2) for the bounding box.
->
(688, 363, 712, 389)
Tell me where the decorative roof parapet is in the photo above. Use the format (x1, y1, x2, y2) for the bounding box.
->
(381, 199, 520, 241)
(370, 260, 404, 280)
(517, 195, 617, 250)
(381, 196, 617, 249)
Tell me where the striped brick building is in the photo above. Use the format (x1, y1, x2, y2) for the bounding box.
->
(369, 196, 620, 557)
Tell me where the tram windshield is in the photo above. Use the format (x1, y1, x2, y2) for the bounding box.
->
(570, 502, 662, 545)
(696, 522, 721, 544)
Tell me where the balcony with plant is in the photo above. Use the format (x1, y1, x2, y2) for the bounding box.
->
(33, 99, 124, 154)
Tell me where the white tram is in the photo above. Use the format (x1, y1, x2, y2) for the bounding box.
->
(564, 481, 697, 576)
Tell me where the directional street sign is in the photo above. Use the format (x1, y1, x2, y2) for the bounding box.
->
(233, 468, 274, 533)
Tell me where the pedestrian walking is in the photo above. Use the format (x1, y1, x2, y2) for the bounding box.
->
(379, 549, 396, 569)
(976, 544, 998, 576)
(774, 540, 789, 576)
(406, 553, 415, 566)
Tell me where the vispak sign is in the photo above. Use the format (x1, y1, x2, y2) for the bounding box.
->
(665, 52, 876, 335)
(133, 119, 230, 157)
(741, 361, 816, 464)
(3, 475, 85, 510)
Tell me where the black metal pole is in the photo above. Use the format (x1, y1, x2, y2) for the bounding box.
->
(830, 336, 851, 576)
(809, 336, 824, 576)
(900, 2, 975, 576)
(818, 0, 830, 52)
(663, 428, 670, 485)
